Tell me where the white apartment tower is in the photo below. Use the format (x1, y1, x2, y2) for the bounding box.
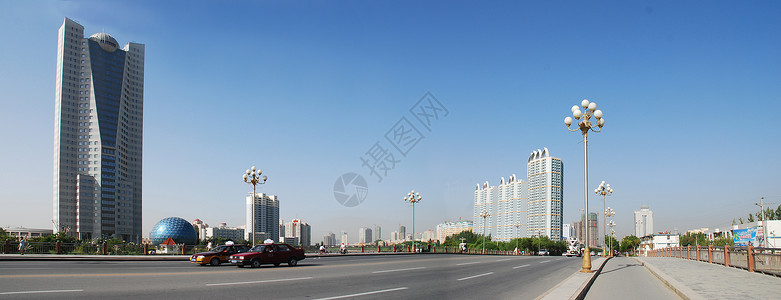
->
(284, 219, 311, 246)
(473, 174, 528, 241)
(358, 227, 373, 244)
(245, 193, 279, 243)
(527, 148, 564, 241)
(54, 18, 145, 242)
(634, 205, 654, 237)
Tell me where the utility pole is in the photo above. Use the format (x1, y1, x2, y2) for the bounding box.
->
(754, 197, 774, 248)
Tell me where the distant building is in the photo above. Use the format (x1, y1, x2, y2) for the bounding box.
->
(284, 219, 311, 246)
(634, 205, 654, 238)
(398, 225, 406, 240)
(358, 227, 373, 244)
(341, 231, 348, 245)
(3, 228, 53, 239)
(374, 225, 382, 242)
(192, 219, 208, 241)
(527, 148, 564, 241)
(437, 220, 473, 242)
(572, 220, 583, 243)
(282, 237, 299, 245)
(204, 224, 244, 242)
(577, 213, 598, 247)
(245, 193, 279, 243)
(421, 230, 436, 242)
(473, 174, 528, 241)
(323, 232, 336, 246)
(639, 233, 680, 256)
(562, 223, 572, 240)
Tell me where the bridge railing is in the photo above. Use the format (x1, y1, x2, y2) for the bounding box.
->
(647, 245, 781, 276)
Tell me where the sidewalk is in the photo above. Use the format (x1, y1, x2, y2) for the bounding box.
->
(634, 257, 781, 300)
(586, 256, 679, 300)
(537, 256, 607, 300)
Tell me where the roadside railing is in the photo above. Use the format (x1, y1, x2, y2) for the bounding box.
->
(303, 245, 534, 256)
(647, 245, 781, 276)
(2, 240, 209, 256)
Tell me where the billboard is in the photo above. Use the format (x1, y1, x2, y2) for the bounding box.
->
(732, 228, 760, 246)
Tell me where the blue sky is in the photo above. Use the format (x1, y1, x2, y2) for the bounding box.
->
(1, 1, 780, 241)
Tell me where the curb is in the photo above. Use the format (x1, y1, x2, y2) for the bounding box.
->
(631, 257, 704, 300)
(536, 257, 610, 300)
(0, 251, 452, 261)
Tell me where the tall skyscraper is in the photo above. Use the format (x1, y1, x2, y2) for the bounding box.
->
(398, 225, 406, 240)
(527, 148, 564, 241)
(579, 212, 598, 246)
(473, 174, 528, 241)
(374, 225, 382, 242)
(634, 205, 654, 237)
(358, 227, 373, 244)
(245, 193, 279, 243)
(54, 18, 145, 242)
(323, 232, 336, 246)
(284, 219, 311, 246)
(341, 231, 348, 245)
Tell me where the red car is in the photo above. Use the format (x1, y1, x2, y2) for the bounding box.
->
(229, 243, 305, 268)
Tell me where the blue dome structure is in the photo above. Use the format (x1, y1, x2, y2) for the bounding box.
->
(149, 217, 198, 245)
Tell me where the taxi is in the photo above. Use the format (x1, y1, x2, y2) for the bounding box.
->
(191, 242, 250, 266)
(229, 243, 305, 268)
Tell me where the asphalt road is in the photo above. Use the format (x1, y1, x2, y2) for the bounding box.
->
(0, 254, 582, 299)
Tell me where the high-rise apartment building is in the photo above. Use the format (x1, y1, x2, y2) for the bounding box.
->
(323, 232, 336, 246)
(473, 174, 528, 241)
(436, 220, 473, 242)
(527, 148, 564, 241)
(54, 18, 145, 242)
(358, 227, 373, 244)
(284, 219, 311, 246)
(341, 231, 349, 245)
(634, 205, 654, 237)
(374, 225, 382, 242)
(245, 193, 279, 243)
(398, 225, 406, 240)
(578, 212, 598, 247)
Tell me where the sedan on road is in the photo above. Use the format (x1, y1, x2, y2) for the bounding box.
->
(191, 244, 250, 266)
(229, 243, 305, 268)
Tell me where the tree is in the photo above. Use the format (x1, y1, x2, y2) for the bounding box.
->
(747, 214, 755, 223)
(620, 235, 641, 256)
(604, 235, 619, 253)
(680, 232, 708, 247)
(712, 236, 734, 247)
(35, 231, 77, 243)
(442, 231, 483, 247)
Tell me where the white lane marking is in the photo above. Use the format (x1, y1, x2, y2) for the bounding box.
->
(495, 258, 511, 262)
(0, 289, 83, 295)
(128, 267, 195, 269)
(372, 267, 425, 273)
(456, 261, 481, 266)
(0, 268, 54, 270)
(457, 272, 494, 281)
(513, 264, 531, 269)
(539, 260, 551, 264)
(206, 277, 312, 286)
(315, 287, 409, 300)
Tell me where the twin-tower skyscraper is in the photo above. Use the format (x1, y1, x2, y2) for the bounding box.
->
(53, 18, 145, 242)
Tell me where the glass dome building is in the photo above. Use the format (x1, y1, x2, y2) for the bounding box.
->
(149, 217, 198, 245)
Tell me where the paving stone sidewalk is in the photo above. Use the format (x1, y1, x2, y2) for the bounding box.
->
(634, 257, 781, 300)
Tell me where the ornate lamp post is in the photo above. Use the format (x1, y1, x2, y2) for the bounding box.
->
(594, 181, 613, 257)
(514, 222, 523, 254)
(243, 166, 267, 245)
(565, 99, 605, 272)
(608, 220, 616, 257)
(404, 190, 422, 253)
(605, 207, 615, 256)
(479, 210, 490, 254)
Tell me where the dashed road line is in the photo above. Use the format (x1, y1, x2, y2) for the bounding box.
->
(315, 287, 408, 300)
(206, 277, 313, 286)
(539, 260, 551, 264)
(456, 261, 481, 266)
(372, 267, 425, 274)
(513, 264, 531, 269)
(0, 289, 83, 295)
(457, 272, 494, 281)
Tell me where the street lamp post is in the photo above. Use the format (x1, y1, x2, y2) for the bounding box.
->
(538, 230, 542, 255)
(605, 207, 615, 256)
(243, 166, 267, 245)
(514, 222, 522, 254)
(594, 181, 613, 257)
(565, 99, 605, 272)
(404, 190, 422, 253)
(480, 210, 490, 254)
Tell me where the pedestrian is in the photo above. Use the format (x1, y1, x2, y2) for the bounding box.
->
(18, 236, 27, 255)
(207, 241, 213, 250)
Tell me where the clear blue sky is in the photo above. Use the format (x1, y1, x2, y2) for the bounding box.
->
(1, 1, 780, 241)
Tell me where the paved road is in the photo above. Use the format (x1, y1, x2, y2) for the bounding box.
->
(0, 254, 581, 299)
(586, 257, 680, 300)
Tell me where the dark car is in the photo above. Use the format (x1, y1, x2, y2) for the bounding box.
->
(229, 243, 305, 268)
(191, 244, 250, 266)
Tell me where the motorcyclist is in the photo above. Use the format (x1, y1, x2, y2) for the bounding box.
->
(339, 243, 347, 254)
(319, 245, 326, 254)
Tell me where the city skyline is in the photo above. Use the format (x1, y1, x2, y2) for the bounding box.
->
(1, 2, 780, 241)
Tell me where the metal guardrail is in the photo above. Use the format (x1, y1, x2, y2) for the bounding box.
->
(647, 245, 781, 276)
